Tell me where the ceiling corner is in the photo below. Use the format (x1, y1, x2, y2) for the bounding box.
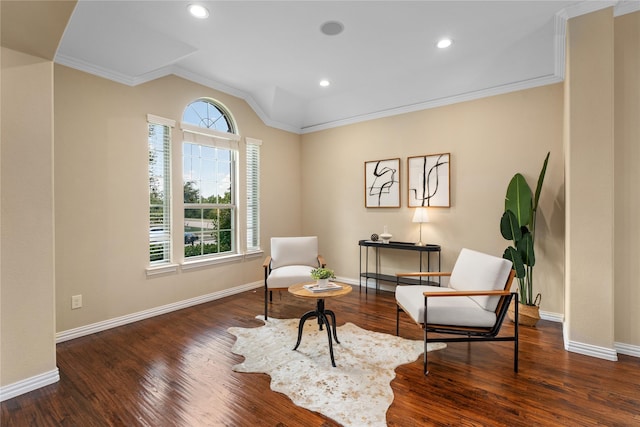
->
(1, 0, 77, 60)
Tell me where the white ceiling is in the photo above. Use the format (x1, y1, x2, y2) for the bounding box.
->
(55, 0, 634, 133)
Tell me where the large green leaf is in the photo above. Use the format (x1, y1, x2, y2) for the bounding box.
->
(516, 231, 535, 267)
(503, 247, 525, 278)
(533, 152, 550, 212)
(505, 173, 532, 227)
(500, 210, 522, 241)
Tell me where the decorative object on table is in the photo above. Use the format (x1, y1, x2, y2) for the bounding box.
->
(310, 267, 335, 288)
(364, 158, 400, 208)
(379, 225, 392, 244)
(408, 153, 450, 207)
(500, 151, 550, 327)
(228, 316, 446, 427)
(370, 233, 379, 241)
(303, 282, 343, 292)
(412, 207, 429, 246)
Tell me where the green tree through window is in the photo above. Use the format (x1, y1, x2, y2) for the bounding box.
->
(182, 99, 237, 259)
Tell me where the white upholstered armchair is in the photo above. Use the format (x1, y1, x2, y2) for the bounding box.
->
(262, 236, 326, 320)
(395, 248, 517, 374)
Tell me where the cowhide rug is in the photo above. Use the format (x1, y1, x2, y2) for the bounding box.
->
(228, 316, 445, 426)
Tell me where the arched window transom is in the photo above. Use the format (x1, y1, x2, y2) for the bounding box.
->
(183, 99, 235, 133)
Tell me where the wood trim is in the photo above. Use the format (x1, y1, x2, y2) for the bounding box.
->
(262, 255, 271, 269)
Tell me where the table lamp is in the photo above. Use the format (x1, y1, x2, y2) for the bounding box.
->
(412, 207, 429, 246)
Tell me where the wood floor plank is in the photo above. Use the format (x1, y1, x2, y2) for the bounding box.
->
(2, 287, 639, 426)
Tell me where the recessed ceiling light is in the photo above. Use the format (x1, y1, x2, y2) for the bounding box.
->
(437, 38, 453, 49)
(320, 21, 344, 36)
(188, 4, 209, 19)
(319, 79, 331, 87)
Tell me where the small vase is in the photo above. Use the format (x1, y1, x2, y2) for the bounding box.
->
(316, 278, 330, 288)
(380, 226, 392, 244)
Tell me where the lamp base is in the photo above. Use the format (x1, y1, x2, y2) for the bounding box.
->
(415, 241, 425, 246)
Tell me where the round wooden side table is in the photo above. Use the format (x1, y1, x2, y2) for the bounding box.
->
(288, 282, 353, 367)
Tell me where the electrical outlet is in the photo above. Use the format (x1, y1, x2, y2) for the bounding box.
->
(71, 295, 82, 309)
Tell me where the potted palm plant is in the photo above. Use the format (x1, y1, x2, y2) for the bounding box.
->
(500, 152, 550, 326)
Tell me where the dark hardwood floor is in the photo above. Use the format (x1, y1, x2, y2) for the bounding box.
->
(2, 286, 639, 426)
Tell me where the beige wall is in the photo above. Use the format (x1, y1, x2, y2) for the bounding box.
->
(564, 8, 640, 355)
(1, 47, 57, 385)
(54, 66, 302, 332)
(301, 85, 566, 315)
(2, 3, 639, 400)
(565, 8, 616, 354)
(614, 11, 640, 347)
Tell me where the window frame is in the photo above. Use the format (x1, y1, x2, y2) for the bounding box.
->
(181, 99, 242, 266)
(147, 99, 262, 274)
(182, 141, 237, 259)
(245, 137, 261, 253)
(146, 114, 178, 275)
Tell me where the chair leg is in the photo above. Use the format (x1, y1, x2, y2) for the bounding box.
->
(396, 305, 400, 336)
(514, 298, 519, 372)
(424, 329, 429, 375)
(264, 287, 268, 320)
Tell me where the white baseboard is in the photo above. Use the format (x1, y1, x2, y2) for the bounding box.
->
(56, 281, 263, 343)
(0, 368, 60, 402)
(540, 310, 564, 323)
(565, 340, 619, 361)
(615, 341, 640, 358)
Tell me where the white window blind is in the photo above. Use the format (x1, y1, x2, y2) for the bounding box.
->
(181, 122, 240, 150)
(147, 114, 175, 264)
(246, 138, 261, 251)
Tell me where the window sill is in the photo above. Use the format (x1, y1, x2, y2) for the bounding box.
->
(182, 253, 244, 270)
(244, 249, 264, 259)
(146, 263, 179, 277)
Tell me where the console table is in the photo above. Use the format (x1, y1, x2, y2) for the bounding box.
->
(358, 240, 441, 293)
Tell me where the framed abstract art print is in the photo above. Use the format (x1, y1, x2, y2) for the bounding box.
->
(407, 153, 450, 207)
(364, 158, 400, 208)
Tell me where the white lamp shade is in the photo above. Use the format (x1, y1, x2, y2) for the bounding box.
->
(412, 207, 429, 223)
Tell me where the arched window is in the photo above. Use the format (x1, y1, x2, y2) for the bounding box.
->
(183, 99, 235, 133)
(181, 99, 239, 260)
(147, 99, 260, 271)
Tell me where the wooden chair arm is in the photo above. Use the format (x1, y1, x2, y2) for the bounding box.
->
(262, 255, 271, 269)
(317, 255, 326, 267)
(424, 290, 512, 297)
(396, 272, 452, 278)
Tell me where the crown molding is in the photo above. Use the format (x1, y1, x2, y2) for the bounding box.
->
(614, 0, 640, 16)
(300, 74, 563, 134)
(55, 53, 140, 85)
(55, 0, 634, 136)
